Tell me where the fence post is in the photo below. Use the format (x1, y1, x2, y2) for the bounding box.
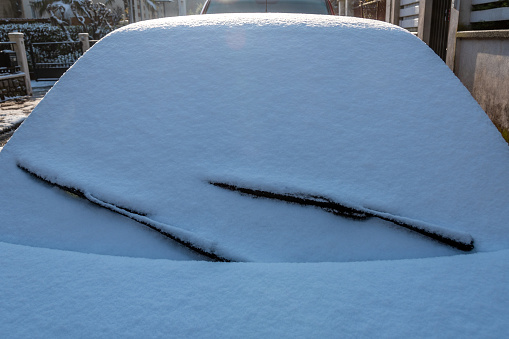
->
(387, 0, 400, 25)
(179, 0, 187, 16)
(345, 0, 354, 16)
(8, 32, 32, 96)
(417, 0, 432, 43)
(446, 1, 460, 71)
(338, 0, 345, 15)
(79, 33, 90, 53)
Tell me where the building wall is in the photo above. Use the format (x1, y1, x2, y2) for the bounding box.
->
(385, 0, 509, 140)
(454, 31, 509, 133)
(21, 0, 37, 19)
(1, 0, 23, 18)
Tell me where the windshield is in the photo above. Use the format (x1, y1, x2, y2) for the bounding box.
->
(4, 16, 497, 264)
(204, 0, 331, 14)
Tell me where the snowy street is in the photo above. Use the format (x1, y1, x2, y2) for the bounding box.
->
(0, 81, 54, 149)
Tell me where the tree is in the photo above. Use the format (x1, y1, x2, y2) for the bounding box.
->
(70, 0, 116, 39)
(32, 0, 122, 40)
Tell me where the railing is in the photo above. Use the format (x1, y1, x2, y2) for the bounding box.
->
(28, 34, 98, 81)
(399, 0, 420, 32)
(470, 0, 509, 30)
(0, 32, 95, 101)
(29, 41, 82, 81)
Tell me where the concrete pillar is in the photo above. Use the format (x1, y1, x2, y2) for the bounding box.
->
(79, 33, 90, 54)
(8, 32, 32, 96)
(179, 0, 186, 15)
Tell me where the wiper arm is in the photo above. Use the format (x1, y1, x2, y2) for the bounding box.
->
(209, 181, 475, 252)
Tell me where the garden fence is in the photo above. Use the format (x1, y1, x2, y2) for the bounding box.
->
(28, 34, 97, 81)
(29, 41, 83, 81)
(353, 0, 387, 21)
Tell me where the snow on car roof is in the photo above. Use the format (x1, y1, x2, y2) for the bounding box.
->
(1, 14, 509, 262)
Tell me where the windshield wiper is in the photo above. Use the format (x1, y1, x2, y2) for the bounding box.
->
(209, 181, 475, 252)
(17, 163, 235, 262)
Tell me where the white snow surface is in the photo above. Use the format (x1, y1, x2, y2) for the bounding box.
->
(2, 14, 509, 262)
(1, 241, 508, 337)
(1, 13, 509, 336)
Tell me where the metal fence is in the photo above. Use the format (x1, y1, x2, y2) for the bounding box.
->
(28, 38, 98, 81)
(353, 0, 387, 21)
(28, 41, 83, 81)
(471, 0, 509, 30)
(428, 0, 452, 61)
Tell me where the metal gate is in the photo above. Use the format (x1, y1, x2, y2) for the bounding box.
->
(428, 0, 452, 61)
(353, 0, 387, 21)
(29, 41, 83, 81)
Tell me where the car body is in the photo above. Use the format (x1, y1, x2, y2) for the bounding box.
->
(201, 0, 336, 15)
(1, 14, 508, 336)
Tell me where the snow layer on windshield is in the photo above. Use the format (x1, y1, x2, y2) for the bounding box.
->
(1, 14, 509, 261)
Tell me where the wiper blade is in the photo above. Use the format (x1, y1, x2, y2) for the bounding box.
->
(17, 163, 235, 262)
(210, 181, 369, 219)
(209, 181, 475, 252)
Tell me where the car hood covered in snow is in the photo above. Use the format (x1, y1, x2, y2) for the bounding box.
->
(1, 14, 508, 336)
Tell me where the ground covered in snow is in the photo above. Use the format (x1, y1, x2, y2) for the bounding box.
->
(0, 80, 55, 149)
(1, 14, 508, 336)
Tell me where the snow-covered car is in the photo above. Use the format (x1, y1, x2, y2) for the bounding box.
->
(1, 14, 508, 337)
(201, 0, 336, 15)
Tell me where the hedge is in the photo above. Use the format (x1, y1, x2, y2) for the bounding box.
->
(0, 23, 113, 66)
(0, 22, 111, 43)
